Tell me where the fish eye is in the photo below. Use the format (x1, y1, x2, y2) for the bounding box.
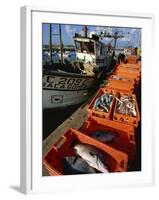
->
(89, 152, 95, 157)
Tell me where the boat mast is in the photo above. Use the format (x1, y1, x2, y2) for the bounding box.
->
(113, 32, 118, 49)
(113, 32, 124, 49)
(83, 25, 88, 37)
(59, 24, 64, 64)
(49, 24, 53, 65)
(138, 30, 141, 48)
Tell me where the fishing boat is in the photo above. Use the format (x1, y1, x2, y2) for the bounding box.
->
(43, 25, 116, 109)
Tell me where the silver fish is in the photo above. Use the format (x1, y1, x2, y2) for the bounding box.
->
(116, 95, 136, 116)
(62, 156, 97, 175)
(93, 93, 113, 113)
(74, 143, 109, 173)
(91, 131, 117, 143)
(93, 97, 101, 108)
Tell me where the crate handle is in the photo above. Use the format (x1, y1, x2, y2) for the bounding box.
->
(120, 160, 126, 169)
(54, 136, 66, 149)
(129, 134, 135, 142)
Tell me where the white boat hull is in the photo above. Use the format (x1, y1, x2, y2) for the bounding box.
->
(43, 72, 95, 109)
(43, 89, 92, 109)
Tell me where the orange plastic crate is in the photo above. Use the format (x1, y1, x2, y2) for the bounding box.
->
(115, 67, 141, 77)
(87, 88, 116, 120)
(114, 71, 140, 84)
(120, 63, 141, 70)
(108, 75, 136, 85)
(104, 80, 135, 93)
(80, 116, 136, 160)
(127, 55, 138, 64)
(43, 128, 128, 175)
(113, 92, 140, 127)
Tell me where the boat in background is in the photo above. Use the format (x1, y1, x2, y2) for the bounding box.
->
(43, 25, 117, 109)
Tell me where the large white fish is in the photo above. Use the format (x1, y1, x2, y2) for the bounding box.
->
(91, 131, 117, 143)
(74, 143, 109, 173)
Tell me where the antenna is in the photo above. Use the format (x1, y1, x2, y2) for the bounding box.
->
(99, 30, 124, 49)
(59, 25, 64, 64)
(49, 24, 53, 64)
(83, 25, 88, 37)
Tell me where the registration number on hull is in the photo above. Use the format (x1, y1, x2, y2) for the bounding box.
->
(43, 75, 94, 91)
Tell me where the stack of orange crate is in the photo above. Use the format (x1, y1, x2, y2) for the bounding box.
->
(43, 58, 141, 175)
(84, 58, 141, 166)
(127, 55, 139, 64)
(104, 57, 141, 93)
(85, 91, 140, 162)
(86, 90, 140, 128)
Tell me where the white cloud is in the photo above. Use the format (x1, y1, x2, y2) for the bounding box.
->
(129, 29, 138, 34)
(94, 26, 102, 34)
(106, 27, 113, 35)
(65, 25, 75, 35)
(120, 35, 130, 41)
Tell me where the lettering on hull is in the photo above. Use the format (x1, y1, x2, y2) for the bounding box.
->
(43, 75, 94, 91)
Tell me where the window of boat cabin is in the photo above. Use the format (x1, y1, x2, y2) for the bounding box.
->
(101, 45, 107, 56)
(96, 43, 101, 57)
(75, 41, 95, 54)
(100, 46, 103, 55)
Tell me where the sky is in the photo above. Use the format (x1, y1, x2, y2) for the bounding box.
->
(42, 23, 141, 48)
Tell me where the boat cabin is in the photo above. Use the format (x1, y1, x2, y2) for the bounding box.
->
(73, 33, 112, 70)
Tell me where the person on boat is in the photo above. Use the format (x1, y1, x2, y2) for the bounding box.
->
(137, 47, 141, 61)
(116, 53, 127, 65)
(134, 47, 138, 55)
